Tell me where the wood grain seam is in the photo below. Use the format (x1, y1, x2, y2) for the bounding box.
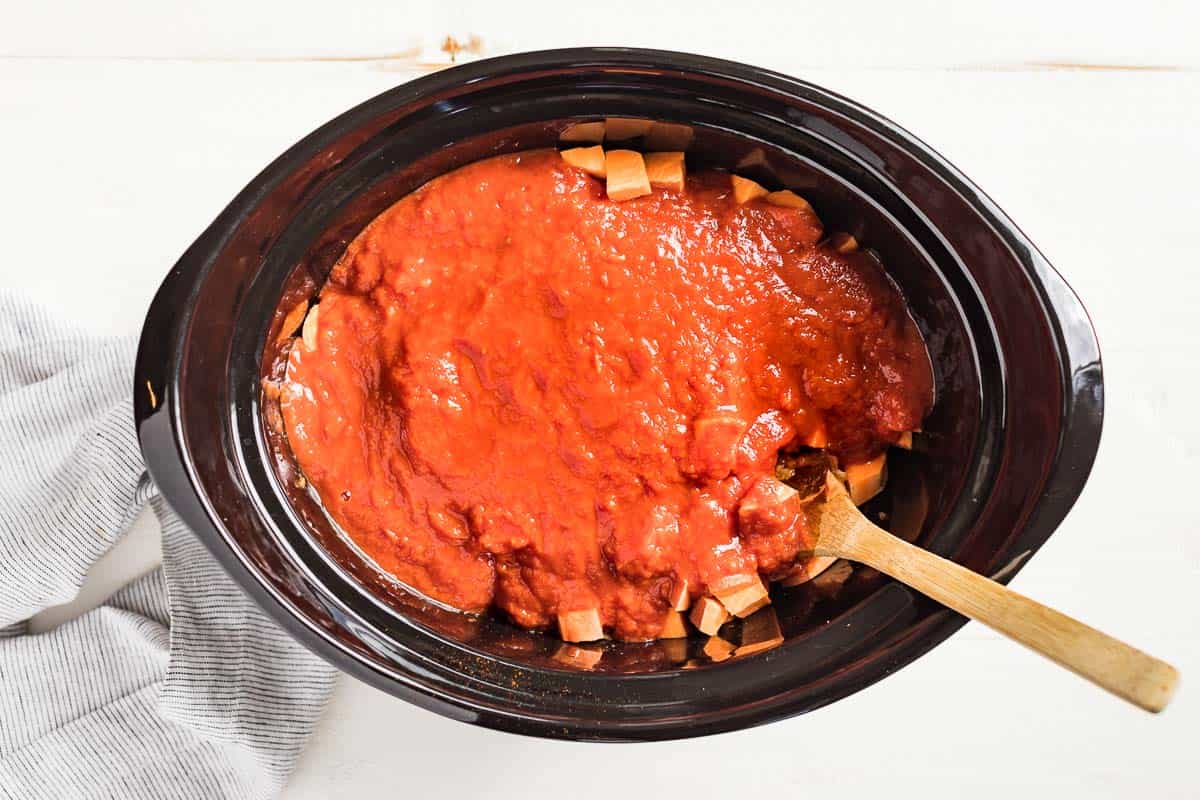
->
(0, 55, 1191, 74)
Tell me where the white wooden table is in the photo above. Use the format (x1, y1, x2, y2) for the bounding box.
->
(3, 2, 1197, 797)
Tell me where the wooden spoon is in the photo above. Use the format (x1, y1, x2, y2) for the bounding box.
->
(806, 470, 1180, 713)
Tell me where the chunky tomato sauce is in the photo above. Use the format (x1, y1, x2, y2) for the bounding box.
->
(280, 149, 931, 640)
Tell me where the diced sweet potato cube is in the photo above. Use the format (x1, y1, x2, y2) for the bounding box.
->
(766, 190, 814, 212)
(735, 607, 784, 657)
(780, 555, 837, 587)
(845, 454, 887, 505)
(553, 643, 604, 670)
(830, 232, 859, 253)
(605, 150, 652, 202)
(644, 151, 686, 192)
(689, 595, 731, 636)
(731, 174, 768, 204)
(560, 121, 606, 143)
(604, 117, 653, 140)
(302, 304, 320, 351)
(560, 146, 606, 178)
(277, 301, 310, 345)
(703, 635, 736, 662)
(643, 121, 694, 151)
(669, 578, 690, 611)
(896, 430, 914, 450)
(688, 413, 748, 480)
(660, 610, 689, 639)
(707, 573, 749, 595)
(712, 575, 770, 618)
(558, 608, 605, 642)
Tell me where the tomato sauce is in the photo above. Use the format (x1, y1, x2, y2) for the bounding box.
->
(280, 149, 932, 640)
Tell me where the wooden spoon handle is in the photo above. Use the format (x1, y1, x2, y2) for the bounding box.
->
(829, 516, 1179, 712)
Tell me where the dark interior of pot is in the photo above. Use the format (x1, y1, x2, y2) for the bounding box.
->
(250, 112, 989, 674)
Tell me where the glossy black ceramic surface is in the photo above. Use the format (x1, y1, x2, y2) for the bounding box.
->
(134, 48, 1103, 741)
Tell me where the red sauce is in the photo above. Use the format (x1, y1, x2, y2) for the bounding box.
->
(280, 149, 932, 640)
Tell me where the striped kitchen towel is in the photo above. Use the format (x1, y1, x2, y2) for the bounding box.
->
(0, 291, 336, 799)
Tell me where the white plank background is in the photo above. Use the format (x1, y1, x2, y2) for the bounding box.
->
(2, 2, 1198, 797)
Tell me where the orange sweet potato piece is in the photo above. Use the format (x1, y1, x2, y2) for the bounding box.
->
(301, 304, 320, 351)
(731, 174, 768, 204)
(845, 453, 887, 505)
(703, 635, 736, 662)
(558, 608, 605, 642)
(766, 190, 814, 212)
(644, 151, 686, 192)
(276, 301, 310, 345)
(660, 610, 689, 639)
(560, 146, 606, 178)
(829, 232, 859, 253)
(689, 595, 731, 636)
(711, 574, 770, 618)
(669, 578, 691, 612)
(605, 150, 652, 202)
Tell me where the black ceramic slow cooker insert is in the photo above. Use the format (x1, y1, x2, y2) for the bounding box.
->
(134, 48, 1103, 741)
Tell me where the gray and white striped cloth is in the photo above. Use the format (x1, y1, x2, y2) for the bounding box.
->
(0, 291, 336, 799)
